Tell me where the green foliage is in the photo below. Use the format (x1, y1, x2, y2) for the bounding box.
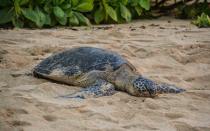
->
(1, 0, 209, 28)
(0, 0, 150, 28)
(75, 0, 94, 12)
(92, 0, 150, 24)
(174, 2, 210, 19)
(172, 2, 210, 28)
(94, 4, 105, 24)
(192, 13, 210, 28)
(120, 3, 131, 22)
(0, 8, 15, 24)
(139, 0, 150, 11)
(22, 7, 46, 28)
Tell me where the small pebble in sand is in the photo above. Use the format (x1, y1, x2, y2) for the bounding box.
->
(0, 82, 8, 88)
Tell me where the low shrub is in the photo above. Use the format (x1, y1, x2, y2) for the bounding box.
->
(0, 0, 150, 28)
(192, 13, 210, 27)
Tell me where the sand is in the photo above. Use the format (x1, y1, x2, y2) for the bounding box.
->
(0, 17, 210, 131)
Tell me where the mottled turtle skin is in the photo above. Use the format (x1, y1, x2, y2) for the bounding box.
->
(33, 47, 185, 99)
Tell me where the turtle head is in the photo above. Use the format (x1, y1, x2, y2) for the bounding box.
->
(132, 76, 185, 97)
(132, 76, 158, 97)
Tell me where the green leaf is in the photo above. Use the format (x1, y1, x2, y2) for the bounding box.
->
(12, 18, 24, 28)
(69, 14, 79, 26)
(71, 0, 79, 7)
(129, 0, 138, 6)
(193, 13, 210, 27)
(53, 6, 64, 18)
(121, 0, 128, 5)
(59, 0, 65, 5)
(134, 5, 142, 16)
(50, 15, 57, 26)
(53, 6, 67, 25)
(66, 9, 73, 17)
(22, 8, 38, 23)
(115, 6, 124, 23)
(139, 0, 150, 11)
(35, 7, 46, 27)
(94, 5, 105, 24)
(0, 8, 15, 24)
(0, 0, 12, 7)
(36, 0, 46, 4)
(45, 14, 51, 25)
(75, 3, 93, 12)
(52, 0, 60, 5)
(22, 8, 46, 28)
(56, 16, 67, 25)
(19, 0, 29, 6)
(61, 3, 71, 10)
(44, 3, 52, 13)
(106, 5, 117, 21)
(14, 0, 21, 15)
(120, 3, 131, 22)
(74, 12, 90, 25)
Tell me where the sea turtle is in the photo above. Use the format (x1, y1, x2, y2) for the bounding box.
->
(33, 47, 185, 98)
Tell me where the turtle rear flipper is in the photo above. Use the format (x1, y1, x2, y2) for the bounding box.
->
(57, 80, 116, 99)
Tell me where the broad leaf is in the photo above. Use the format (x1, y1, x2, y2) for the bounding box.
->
(52, 0, 60, 5)
(0, 0, 12, 7)
(61, 3, 71, 10)
(56, 16, 67, 25)
(106, 5, 117, 21)
(121, 0, 128, 5)
(94, 5, 105, 24)
(75, 3, 93, 12)
(0, 8, 15, 24)
(69, 14, 79, 26)
(193, 13, 210, 27)
(44, 3, 52, 13)
(50, 15, 57, 26)
(36, 0, 46, 4)
(19, 0, 29, 5)
(135, 5, 142, 16)
(139, 0, 150, 11)
(59, 0, 65, 5)
(45, 14, 51, 25)
(35, 7, 46, 27)
(12, 18, 24, 28)
(53, 6, 64, 18)
(115, 6, 124, 23)
(14, 0, 22, 15)
(129, 0, 138, 6)
(22, 8, 46, 28)
(22, 8, 39, 23)
(66, 10, 73, 17)
(71, 0, 79, 7)
(74, 12, 90, 25)
(120, 3, 131, 22)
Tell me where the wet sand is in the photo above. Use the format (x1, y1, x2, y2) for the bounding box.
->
(0, 17, 210, 131)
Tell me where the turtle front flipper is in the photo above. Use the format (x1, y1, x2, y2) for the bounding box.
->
(57, 80, 116, 99)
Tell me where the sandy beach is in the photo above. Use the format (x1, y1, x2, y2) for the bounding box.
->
(0, 17, 210, 131)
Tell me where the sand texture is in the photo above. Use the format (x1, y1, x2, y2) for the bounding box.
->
(0, 17, 210, 131)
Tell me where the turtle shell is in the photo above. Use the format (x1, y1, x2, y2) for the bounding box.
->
(33, 47, 128, 77)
